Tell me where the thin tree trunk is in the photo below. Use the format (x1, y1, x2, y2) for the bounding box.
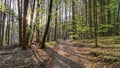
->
(54, 3, 58, 41)
(116, 3, 120, 35)
(93, 0, 98, 47)
(88, 0, 93, 38)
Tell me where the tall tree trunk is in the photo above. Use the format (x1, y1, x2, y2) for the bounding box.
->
(7, 0, 12, 45)
(22, 0, 29, 50)
(99, 0, 105, 36)
(35, 0, 41, 43)
(93, 0, 98, 47)
(18, 0, 23, 47)
(72, 0, 77, 39)
(116, 3, 120, 35)
(1, 0, 6, 46)
(107, 0, 111, 35)
(27, 0, 35, 44)
(84, 0, 88, 25)
(88, 0, 93, 38)
(41, 0, 53, 48)
(54, 3, 58, 41)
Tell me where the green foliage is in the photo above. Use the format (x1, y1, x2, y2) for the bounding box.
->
(0, 2, 15, 15)
(66, 19, 73, 32)
(76, 16, 89, 33)
(66, 24, 72, 31)
(79, 26, 89, 32)
(0, 2, 6, 12)
(72, 34, 78, 39)
(98, 24, 114, 33)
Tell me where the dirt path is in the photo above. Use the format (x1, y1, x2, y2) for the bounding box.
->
(0, 40, 110, 68)
(31, 40, 106, 68)
(48, 40, 109, 68)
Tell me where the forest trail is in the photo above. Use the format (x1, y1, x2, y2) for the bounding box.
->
(50, 40, 108, 68)
(0, 40, 110, 68)
(31, 40, 84, 68)
(31, 40, 109, 68)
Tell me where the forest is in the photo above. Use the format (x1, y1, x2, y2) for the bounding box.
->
(0, 0, 120, 68)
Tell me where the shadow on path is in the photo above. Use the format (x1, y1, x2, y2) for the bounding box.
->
(44, 47, 84, 68)
(55, 41, 99, 63)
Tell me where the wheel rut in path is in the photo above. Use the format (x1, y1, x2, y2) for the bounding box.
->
(54, 40, 110, 68)
(31, 40, 84, 68)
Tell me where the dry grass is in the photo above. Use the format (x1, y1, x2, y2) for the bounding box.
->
(46, 36, 120, 63)
(80, 36, 120, 62)
(79, 36, 120, 63)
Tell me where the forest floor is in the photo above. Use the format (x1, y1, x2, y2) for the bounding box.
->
(0, 36, 120, 68)
(0, 44, 38, 68)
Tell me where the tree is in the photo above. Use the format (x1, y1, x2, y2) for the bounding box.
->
(22, 0, 29, 50)
(1, 0, 6, 46)
(26, 0, 35, 45)
(72, 0, 77, 39)
(18, 0, 23, 47)
(41, 0, 53, 48)
(54, 0, 58, 41)
(93, 0, 98, 47)
(88, 0, 93, 38)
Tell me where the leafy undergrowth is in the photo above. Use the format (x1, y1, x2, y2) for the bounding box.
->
(46, 41, 56, 46)
(78, 36, 120, 64)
